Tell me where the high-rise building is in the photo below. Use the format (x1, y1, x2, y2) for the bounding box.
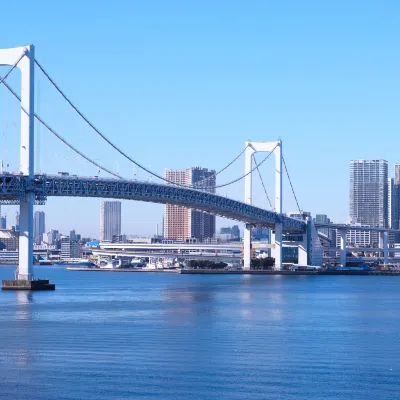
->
(350, 160, 388, 245)
(164, 167, 216, 241)
(390, 169, 400, 242)
(100, 201, 121, 242)
(61, 236, 80, 260)
(34, 211, 45, 245)
(251, 226, 269, 242)
(15, 211, 19, 231)
(0, 216, 6, 229)
(231, 225, 241, 240)
(395, 163, 400, 186)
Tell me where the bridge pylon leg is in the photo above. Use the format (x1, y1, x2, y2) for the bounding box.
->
(18, 195, 34, 280)
(0, 44, 54, 290)
(382, 231, 388, 265)
(243, 224, 251, 270)
(273, 223, 283, 270)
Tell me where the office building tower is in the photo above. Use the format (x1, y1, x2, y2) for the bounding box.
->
(43, 229, 59, 246)
(61, 236, 80, 260)
(231, 225, 241, 240)
(164, 167, 216, 241)
(100, 201, 121, 242)
(0, 216, 6, 229)
(395, 163, 400, 186)
(34, 211, 45, 245)
(390, 172, 400, 242)
(251, 226, 269, 242)
(350, 160, 388, 245)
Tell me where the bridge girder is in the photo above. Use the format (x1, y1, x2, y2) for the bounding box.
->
(0, 174, 306, 233)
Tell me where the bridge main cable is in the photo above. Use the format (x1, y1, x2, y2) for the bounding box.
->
(35, 59, 271, 190)
(0, 79, 121, 179)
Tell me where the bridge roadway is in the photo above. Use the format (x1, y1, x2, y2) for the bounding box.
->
(0, 174, 306, 233)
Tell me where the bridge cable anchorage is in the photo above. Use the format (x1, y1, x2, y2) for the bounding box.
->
(34, 59, 255, 190)
(0, 79, 122, 179)
(0, 51, 26, 86)
(282, 156, 302, 217)
(252, 153, 272, 208)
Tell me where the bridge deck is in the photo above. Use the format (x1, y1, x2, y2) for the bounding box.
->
(0, 174, 306, 233)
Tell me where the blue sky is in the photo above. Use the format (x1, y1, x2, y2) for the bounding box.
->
(1, 0, 400, 237)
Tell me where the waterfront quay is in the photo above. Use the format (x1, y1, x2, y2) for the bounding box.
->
(65, 267, 400, 276)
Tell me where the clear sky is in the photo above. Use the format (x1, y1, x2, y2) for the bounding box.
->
(1, 0, 400, 238)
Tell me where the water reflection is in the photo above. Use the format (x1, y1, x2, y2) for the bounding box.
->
(16, 290, 34, 321)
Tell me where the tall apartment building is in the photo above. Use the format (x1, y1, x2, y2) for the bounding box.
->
(100, 201, 121, 242)
(34, 211, 46, 245)
(350, 160, 388, 245)
(61, 236, 79, 260)
(395, 163, 400, 186)
(164, 167, 216, 241)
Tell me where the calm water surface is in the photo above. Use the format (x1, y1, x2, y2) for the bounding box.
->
(1, 266, 400, 400)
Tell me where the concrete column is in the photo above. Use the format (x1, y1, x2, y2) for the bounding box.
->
(340, 230, 346, 266)
(274, 141, 283, 271)
(274, 140, 282, 215)
(18, 46, 35, 280)
(274, 223, 283, 270)
(298, 233, 308, 265)
(383, 231, 388, 265)
(243, 224, 251, 270)
(0, 45, 35, 280)
(243, 143, 254, 270)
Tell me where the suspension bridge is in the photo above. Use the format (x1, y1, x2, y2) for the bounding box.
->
(0, 44, 380, 290)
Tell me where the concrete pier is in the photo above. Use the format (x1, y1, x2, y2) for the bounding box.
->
(2, 279, 55, 290)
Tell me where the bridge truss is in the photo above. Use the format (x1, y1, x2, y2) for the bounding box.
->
(0, 174, 306, 233)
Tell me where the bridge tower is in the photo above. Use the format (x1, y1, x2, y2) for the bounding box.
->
(243, 140, 283, 270)
(0, 45, 54, 290)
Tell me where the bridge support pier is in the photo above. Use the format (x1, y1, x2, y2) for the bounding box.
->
(243, 224, 251, 270)
(273, 223, 283, 270)
(379, 231, 388, 265)
(0, 44, 54, 291)
(340, 230, 347, 266)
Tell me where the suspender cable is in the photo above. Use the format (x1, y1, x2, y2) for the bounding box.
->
(192, 145, 249, 189)
(252, 153, 272, 208)
(0, 51, 26, 86)
(282, 156, 302, 216)
(1, 70, 275, 190)
(0, 79, 122, 179)
(34, 59, 252, 190)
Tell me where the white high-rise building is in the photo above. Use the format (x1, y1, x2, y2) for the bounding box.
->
(350, 160, 388, 246)
(100, 201, 121, 242)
